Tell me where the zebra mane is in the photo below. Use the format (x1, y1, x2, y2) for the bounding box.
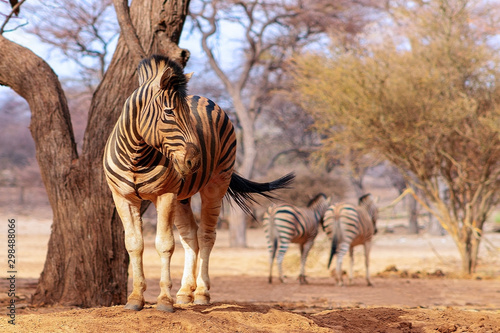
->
(358, 193, 372, 205)
(307, 193, 327, 207)
(137, 55, 188, 95)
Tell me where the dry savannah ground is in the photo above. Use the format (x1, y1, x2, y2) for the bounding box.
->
(1, 187, 500, 333)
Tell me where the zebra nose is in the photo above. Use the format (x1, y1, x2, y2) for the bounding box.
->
(185, 143, 201, 172)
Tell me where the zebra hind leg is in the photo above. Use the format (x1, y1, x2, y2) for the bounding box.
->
(348, 247, 354, 286)
(268, 237, 277, 284)
(276, 241, 289, 283)
(174, 198, 199, 304)
(298, 240, 314, 285)
(194, 180, 229, 304)
(336, 243, 350, 287)
(364, 241, 373, 287)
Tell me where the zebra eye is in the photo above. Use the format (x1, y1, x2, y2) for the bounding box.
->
(164, 106, 174, 116)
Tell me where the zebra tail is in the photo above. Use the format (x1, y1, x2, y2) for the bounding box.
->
(225, 172, 295, 216)
(327, 234, 338, 269)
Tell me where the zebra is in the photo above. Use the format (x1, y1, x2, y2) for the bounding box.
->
(103, 55, 294, 312)
(264, 193, 331, 285)
(322, 194, 378, 286)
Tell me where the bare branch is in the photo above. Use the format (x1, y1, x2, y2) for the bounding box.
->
(194, 8, 233, 91)
(0, 0, 26, 34)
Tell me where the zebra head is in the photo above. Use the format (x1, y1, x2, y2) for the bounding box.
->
(307, 193, 331, 227)
(359, 194, 378, 234)
(137, 55, 201, 177)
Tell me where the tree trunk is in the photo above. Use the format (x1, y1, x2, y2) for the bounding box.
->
(459, 229, 481, 274)
(407, 195, 419, 234)
(228, 95, 257, 248)
(229, 210, 248, 247)
(0, 0, 190, 307)
(427, 213, 446, 236)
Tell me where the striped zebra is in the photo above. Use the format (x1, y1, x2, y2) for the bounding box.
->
(264, 193, 331, 285)
(103, 55, 294, 312)
(322, 194, 378, 286)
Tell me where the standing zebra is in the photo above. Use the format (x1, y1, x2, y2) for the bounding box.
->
(103, 55, 294, 312)
(264, 193, 331, 284)
(322, 194, 378, 286)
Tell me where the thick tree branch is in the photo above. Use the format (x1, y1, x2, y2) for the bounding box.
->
(0, 35, 78, 201)
(112, 0, 145, 65)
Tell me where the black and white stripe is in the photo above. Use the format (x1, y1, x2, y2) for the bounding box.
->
(323, 194, 378, 286)
(264, 193, 330, 284)
(103, 55, 294, 311)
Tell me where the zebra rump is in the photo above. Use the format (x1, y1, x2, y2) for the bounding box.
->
(225, 172, 295, 216)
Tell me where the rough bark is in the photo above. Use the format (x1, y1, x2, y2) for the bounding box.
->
(407, 195, 419, 234)
(0, 0, 190, 307)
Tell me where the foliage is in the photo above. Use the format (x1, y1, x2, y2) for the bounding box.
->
(294, 0, 500, 273)
(188, 0, 381, 246)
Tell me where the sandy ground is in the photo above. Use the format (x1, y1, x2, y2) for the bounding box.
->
(1, 210, 500, 332)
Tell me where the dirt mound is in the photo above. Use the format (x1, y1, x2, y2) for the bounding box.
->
(2, 303, 499, 333)
(2, 218, 499, 332)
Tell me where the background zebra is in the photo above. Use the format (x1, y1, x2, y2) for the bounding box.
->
(322, 194, 378, 286)
(104, 55, 294, 312)
(264, 193, 331, 284)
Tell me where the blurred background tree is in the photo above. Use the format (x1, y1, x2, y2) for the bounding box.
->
(293, 0, 500, 273)
(188, 0, 381, 246)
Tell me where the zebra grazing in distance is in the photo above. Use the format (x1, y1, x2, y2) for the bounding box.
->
(264, 193, 331, 285)
(103, 55, 294, 312)
(322, 194, 378, 287)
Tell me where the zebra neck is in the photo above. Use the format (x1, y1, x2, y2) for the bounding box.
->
(311, 202, 327, 218)
(118, 102, 159, 168)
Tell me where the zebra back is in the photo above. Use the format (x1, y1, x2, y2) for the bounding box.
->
(264, 193, 330, 246)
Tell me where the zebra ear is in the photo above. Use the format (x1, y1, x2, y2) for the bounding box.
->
(185, 72, 194, 82)
(159, 67, 175, 90)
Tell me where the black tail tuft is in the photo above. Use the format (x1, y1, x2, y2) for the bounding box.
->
(327, 235, 338, 269)
(225, 172, 295, 216)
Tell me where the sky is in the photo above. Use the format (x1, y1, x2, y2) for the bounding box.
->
(0, 2, 243, 101)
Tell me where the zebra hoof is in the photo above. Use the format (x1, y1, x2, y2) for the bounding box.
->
(176, 294, 193, 304)
(156, 302, 175, 312)
(124, 300, 144, 311)
(194, 294, 210, 305)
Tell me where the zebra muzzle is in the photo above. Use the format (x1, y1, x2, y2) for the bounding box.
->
(184, 143, 201, 173)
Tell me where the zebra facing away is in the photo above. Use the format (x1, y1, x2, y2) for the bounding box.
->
(264, 193, 331, 285)
(103, 55, 294, 312)
(322, 194, 378, 287)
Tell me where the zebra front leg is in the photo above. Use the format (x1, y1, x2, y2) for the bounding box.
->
(112, 192, 146, 311)
(154, 193, 177, 312)
(174, 198, 199, 304)
(364, 241, 373, 286)
(298, 240, 314, 285)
